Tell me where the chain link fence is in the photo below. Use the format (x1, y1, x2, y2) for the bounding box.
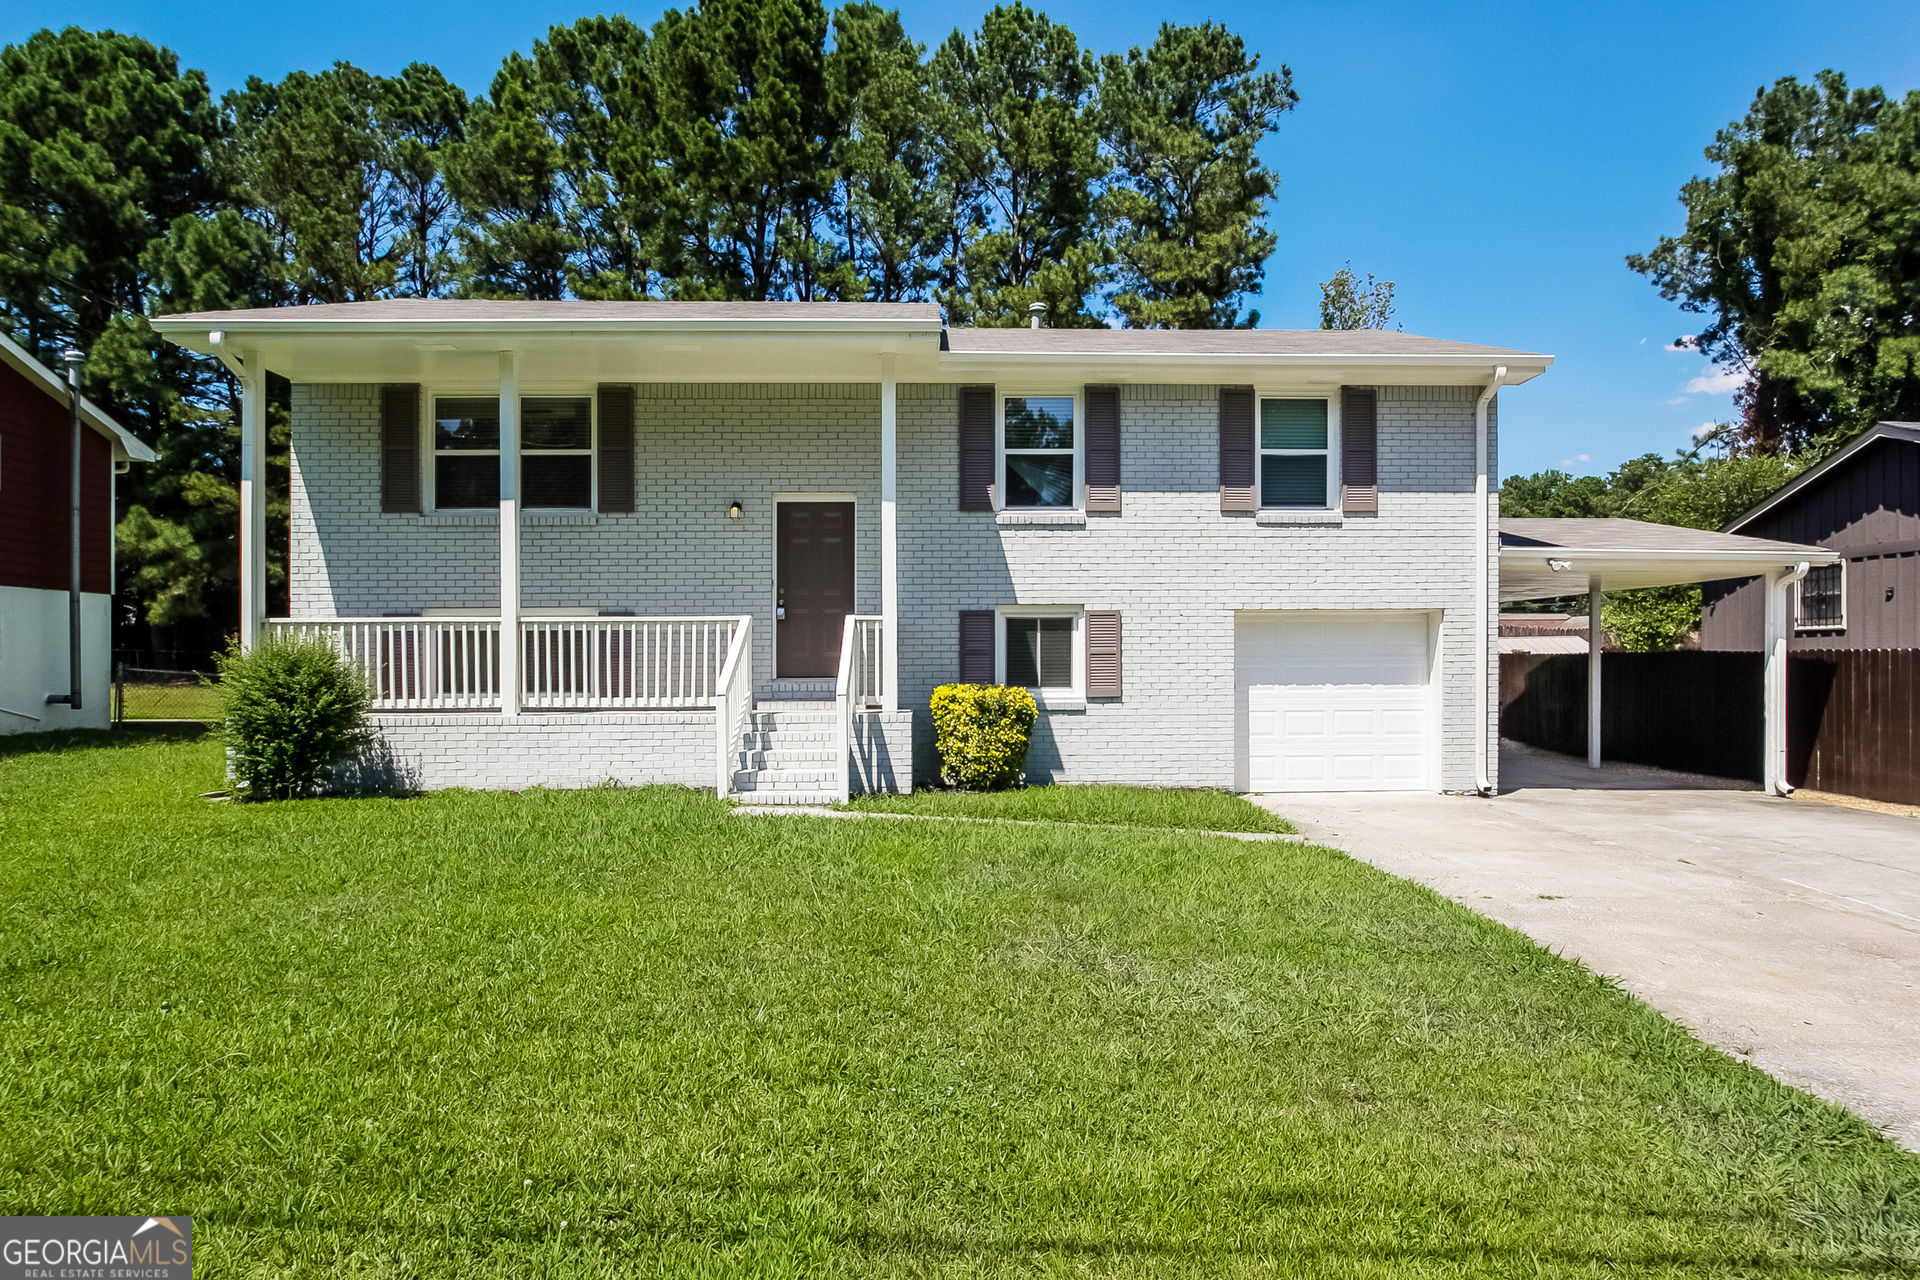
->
(113, 662, 222, 724)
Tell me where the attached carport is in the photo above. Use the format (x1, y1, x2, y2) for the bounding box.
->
(1499, 518, 1839, 794)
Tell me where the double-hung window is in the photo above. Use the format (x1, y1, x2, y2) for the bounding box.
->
(1260, 397, 1332, 508)
(521, 398, 593, 508)
(432, 395, 594, 510)
(434, 397, 500, 508)
(1796, 562, 1845, 631)
(1002, 395, 1077, 508)
(998, 607, 1081, 696)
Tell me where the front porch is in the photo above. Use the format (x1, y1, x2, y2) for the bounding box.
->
(271, 613, 910, 799)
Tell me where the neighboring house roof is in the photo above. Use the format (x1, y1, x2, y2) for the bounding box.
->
(0, 332, 156, 463)
(1500, 517, 1837, 601)
(1721, 421, 1920, 533)
(1499, 634, 1589, 655)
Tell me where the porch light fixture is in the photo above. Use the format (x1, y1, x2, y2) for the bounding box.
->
(728, 500, 743, 520)
(1547, 558, 1573, 572)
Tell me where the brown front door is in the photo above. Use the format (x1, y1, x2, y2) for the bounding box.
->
(777, 502, 856, 678)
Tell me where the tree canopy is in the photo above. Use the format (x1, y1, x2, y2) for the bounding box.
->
(0, 9, 1297, 655)
(1630, 71, 1920, 455)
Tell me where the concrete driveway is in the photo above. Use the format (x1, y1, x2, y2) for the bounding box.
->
(1253, 741, 1920, 1150)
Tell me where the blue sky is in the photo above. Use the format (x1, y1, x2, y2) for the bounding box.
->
(13, 0, 1920, 479)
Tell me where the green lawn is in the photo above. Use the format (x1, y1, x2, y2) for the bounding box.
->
(3, 730, 1916, 1277)
(119, 677, 222, 722)
(843, 783, 1295, 833)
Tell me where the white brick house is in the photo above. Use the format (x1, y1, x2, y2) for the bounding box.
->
(151, 301, 1551, 799)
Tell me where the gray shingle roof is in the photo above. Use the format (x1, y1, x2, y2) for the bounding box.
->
(1501, 517, 1826, 558)
(153, 299, 943, 324)
(942, 327, 1545, 359)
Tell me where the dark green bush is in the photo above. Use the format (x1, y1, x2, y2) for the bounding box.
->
(930, 683, 1038, 790)
(216, 634, 373, 800)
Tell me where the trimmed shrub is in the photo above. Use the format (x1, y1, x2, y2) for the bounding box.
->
(930, 684, 1038, 790)
(216, 634, 373, 800)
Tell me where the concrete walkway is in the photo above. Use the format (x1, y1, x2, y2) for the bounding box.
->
(1253, 741, 1920, 1150)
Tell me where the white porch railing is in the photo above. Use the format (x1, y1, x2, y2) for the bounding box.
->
(270, 618, 500, 710)
(268, 616, 748, 713)
(520, 617, 742, 709)
(834, 615, 885, 803)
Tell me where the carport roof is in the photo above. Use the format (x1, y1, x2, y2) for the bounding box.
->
(1499, 518, 1838, 602)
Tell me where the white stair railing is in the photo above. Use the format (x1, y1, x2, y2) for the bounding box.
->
(834, 615, 884, 803)
(713, 616, 754, 797)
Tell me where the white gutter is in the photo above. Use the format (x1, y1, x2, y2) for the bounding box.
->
(206, 330, 249, 379)
(1475, 365, 1507, 796)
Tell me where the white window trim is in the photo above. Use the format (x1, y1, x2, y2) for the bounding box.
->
(1256, 392, 1340, 511)
(1794, 560, 1846, 632)
(994, 604, 1084, 709)
(995, 389, 1083, 512)
(425, 385, 599, 514)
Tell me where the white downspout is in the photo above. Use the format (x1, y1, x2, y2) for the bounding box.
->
(1473, 366, 1507, 795)
(1764, 560, 1811, 796)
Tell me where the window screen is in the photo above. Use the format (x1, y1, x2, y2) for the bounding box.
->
(1259, 398, 1329, 508)
(1007, 616, 1073, 689)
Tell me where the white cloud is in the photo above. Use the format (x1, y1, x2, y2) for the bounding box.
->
(1639, 338, 1647, 345)
(1690, 422, 1721, 441)
(1683, 367, 1746, 396)
(1664, 396, 1687, 405)
(1559, 453, 1592, 466)
(1665, 335, 1697, 352)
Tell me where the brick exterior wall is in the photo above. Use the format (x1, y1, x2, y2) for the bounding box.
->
(291, 379, 1499, 792)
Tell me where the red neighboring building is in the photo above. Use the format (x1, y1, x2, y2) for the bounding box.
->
(0, 333, 154, 734)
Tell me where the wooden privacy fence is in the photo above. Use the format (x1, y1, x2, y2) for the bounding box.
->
(1501, 649, 1920, 804)
(1500, 651, 1765, 783)
(1788, 650, 1920, 806)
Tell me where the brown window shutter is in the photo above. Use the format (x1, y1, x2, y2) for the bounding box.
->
(1218, 386, 1254, 512)
(1085, 610, 1122, 698)
(380, 384, 420, 514)
(597, 384, 635, 513)
(959, 609, 995, 683)
(1340, 386, 1379, 514)
(958, 385, 995, 511)
(1084, 385, 1121, 513)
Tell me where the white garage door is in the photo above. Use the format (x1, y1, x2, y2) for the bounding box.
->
(1237, 612, 1431, 792)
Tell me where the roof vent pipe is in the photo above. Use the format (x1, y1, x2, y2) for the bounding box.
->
(1028, 302, 1046, 330)
(1473, 365, 1507, 796)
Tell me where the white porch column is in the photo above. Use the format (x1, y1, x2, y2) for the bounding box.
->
(1587, 576, 1603, 769)
(238, 350, 267, 650)
(880, 354, 899, 711)
(498, 352, 521, 716)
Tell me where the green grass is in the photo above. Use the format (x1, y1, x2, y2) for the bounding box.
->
(844, 783, 1295, 833)
(3, 729, 1917, 1277)
(119, 678, 222, 722)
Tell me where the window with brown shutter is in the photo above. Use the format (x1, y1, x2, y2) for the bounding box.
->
(597, 384, 635, 513)
(1341, 386, 1379, 514)
(381, 384, 421, 514)
(1218, 387, 1254, 512)
(959, 609, 995, 682)
(1084, 386, 1120, 513)
(958, 386, 994, 511)
(1085, 610, 1121, 698)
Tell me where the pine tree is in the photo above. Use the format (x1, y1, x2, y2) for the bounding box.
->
(1099, 23, 1293, 329)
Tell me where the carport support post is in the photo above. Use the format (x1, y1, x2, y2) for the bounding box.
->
(1587, 576, 1602, 769)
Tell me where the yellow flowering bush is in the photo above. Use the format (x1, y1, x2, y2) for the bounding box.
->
(930, 683, 1038, 790)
